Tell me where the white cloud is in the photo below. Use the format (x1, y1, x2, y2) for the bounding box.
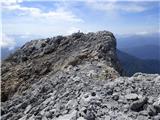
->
(135, 31, 149, 35)
(120, 4, 147, 12)
(2, 3, 83, 22)
(67, 27, 81, 34)
(3, 4, 40, 13)
(1, 1, 84, 37)
(87, 1, 147, 13)
(1, 0, 23, 5)
(0, 33, 16, 48)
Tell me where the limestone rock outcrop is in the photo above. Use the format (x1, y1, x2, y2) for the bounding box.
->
(1, 31, 160, 120)
(1, 31, 121, 102)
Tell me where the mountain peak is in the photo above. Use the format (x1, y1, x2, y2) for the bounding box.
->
(1, 31, 160, 120)
(1, 31, 122, 102)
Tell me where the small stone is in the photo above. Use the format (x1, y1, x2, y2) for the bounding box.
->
(153, 114, 160, 120)
(106, 88, 113, 95)
(147, 105, 157, 116)
(85, 110, 95, 120)
(91, 92, 96, 97)
(40, 109, 45, 116)
(114, 87, 121, 92)
(65, 99, 77, 109)
(139, 110, 148, 116)
(138, 95, 143, 99)
(137, 115, 148, 120)
(105, 101, 118, 109)
(21, 102, 28, 109)
(45, 111, 52, 118)
(42, 116, 48, 120)
(84, 93, 89, 98)
(73, 76, 80, 81)
(125, 93, 138, 100)
(24, 105, 32, 114)
(130, 97, 148, 111)
(117, 116, 127, 120)
(105, 115, 111, 120)
(77, 117, 86, 120)
(123, 108, 128, 113)
(28, 115, 35, 120)
(123, 104, 129, 113)
(148, 97, 154, 104)
(153, 99, 160, 113)
(112, 94, 119, 101)
(18, 115, 27, 120)
(55, 110, 77, 120)
(118, 97, 127, 104)
(35, 115, 42, 120)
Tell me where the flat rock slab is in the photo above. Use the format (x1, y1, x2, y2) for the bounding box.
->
(125, 94, 138, 100)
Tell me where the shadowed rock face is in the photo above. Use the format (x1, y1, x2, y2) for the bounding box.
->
(1, 31, 160, 120)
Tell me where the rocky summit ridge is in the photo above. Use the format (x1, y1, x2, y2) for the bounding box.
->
(1, 31, 160, 120)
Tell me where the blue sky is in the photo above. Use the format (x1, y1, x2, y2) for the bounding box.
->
(0, 0, 159, 48)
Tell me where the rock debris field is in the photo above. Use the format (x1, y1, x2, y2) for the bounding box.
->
(1, 31, 160, 120)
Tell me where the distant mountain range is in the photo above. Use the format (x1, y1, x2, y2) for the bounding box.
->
(117, 33, 160, 59)
(119, 45, 160, 60)
(117, 33, 160, 48)
(117, 50, 160, 76)
(116, 33, 160, 76)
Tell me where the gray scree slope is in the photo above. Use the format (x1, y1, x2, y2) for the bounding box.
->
(1, 31, 160, 120)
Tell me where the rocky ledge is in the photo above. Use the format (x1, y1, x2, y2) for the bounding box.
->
(1, 31, 160, 120)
